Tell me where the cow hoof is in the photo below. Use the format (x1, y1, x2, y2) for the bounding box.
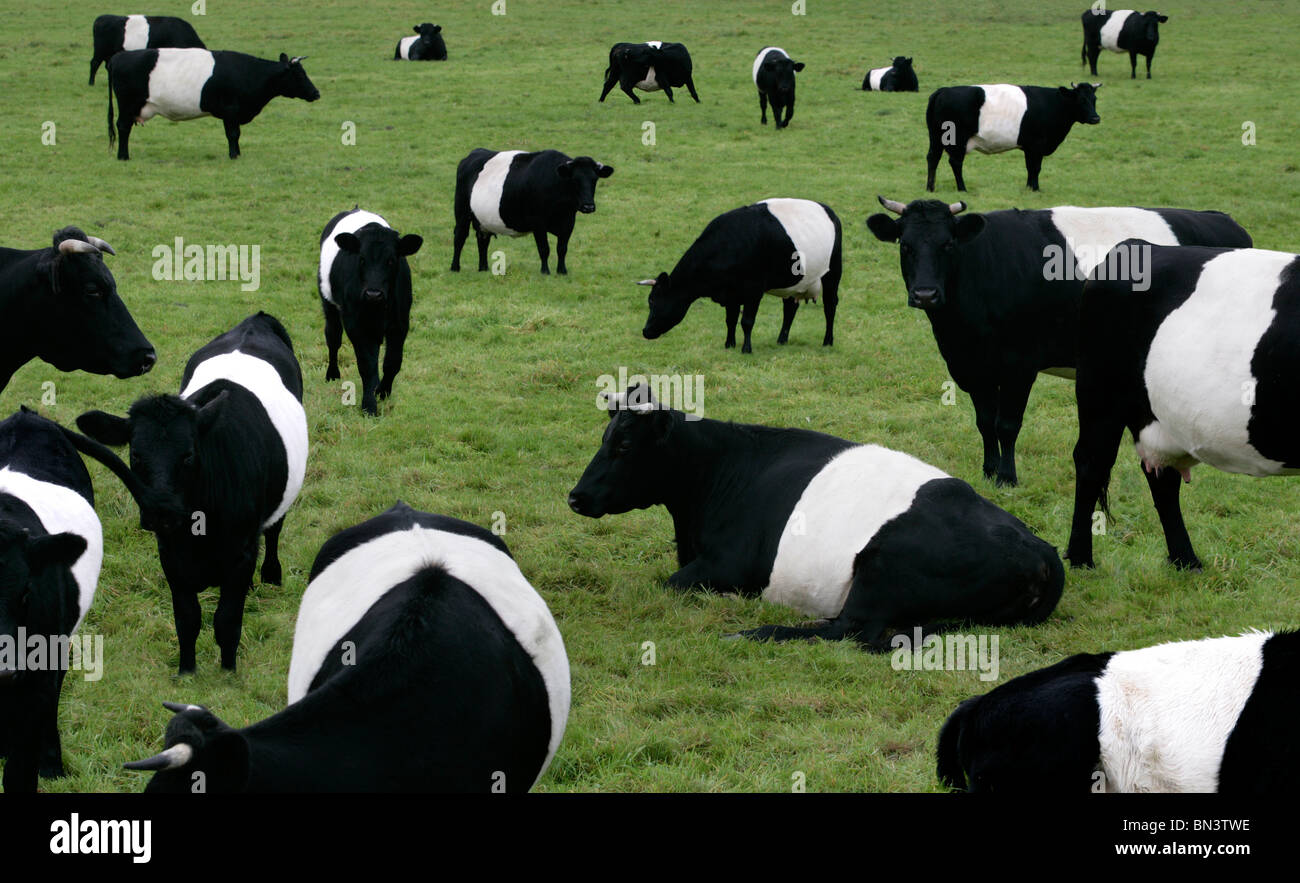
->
(1065, 554, 1095, 569)
(1170, 556, 1203, 572)
(261, 565, 282, 586)
(176, 666, 196, 677)
(995, 475, 1018, 488)
(741, 345, 753, 355)
(39, 761, 66, 779)
(724, 340, 736, 349)
(777, 336, 788, 345)
(325, 368, 340, 381)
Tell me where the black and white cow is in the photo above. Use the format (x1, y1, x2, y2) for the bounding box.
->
(1081, 9, 1168, 79)
(599, 41, 700, 104)
(862, 56, 917, 92)
(0, 409, 101, 793)
(866, 197, 1252, 486)
(89, 14, 205, 85)
(76, 313, 307, 674)
(318, 208, 423, 416)
(1067, 244, 1300, 571)
(394, 23, 447, 61)
(938, 630, 1299, 792)
(753, 47, 804, 128)
(451, 148, 614, 275)
(125, 502, 570, 792)
(640, 198, 842, 354)
(0, 227, 155, 393)
(107, 49, 320, 160)
(568, 387, 1063, 649)
(925, 83, 1100, 192)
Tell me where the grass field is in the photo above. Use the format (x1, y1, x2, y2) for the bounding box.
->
(3, 0, 1300, 793)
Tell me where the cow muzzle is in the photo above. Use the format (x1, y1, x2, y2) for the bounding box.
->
(363, 288, 385, 302)
(909, 288, 941, 309)
(579, 204, 596, 214)
(567, 491, 600, 517)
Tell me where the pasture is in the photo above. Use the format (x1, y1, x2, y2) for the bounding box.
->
(3, 0, 1300, 792)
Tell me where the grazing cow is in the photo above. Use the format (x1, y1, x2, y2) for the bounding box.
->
(107, 48, 320, 160)
(1081, 9, 1168, 79)
(938, 630, 1300, 792)
(567, 387, 1063, 649)
(0, 409, 101, 793)
(318, 208, 423, 416)
(753, 47, 804, 128)
(451, 148, 614, 275)
(640, 198, 843, 354)
(394, 23, 447, 61)
(599, 41, 700, 104)
(0, 227, 155, 393)
(90, 14, 205, 85)
(925, 83, 1100, 192)
(125, 502, 570, 792)
(75, 313, 307, 674)
(1066, 244, 1300, 571)
(862, 56, 917, 92)
(866, 197, 1252, 486)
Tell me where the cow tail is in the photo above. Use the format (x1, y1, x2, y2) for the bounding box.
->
(1080, 40, 1086, 66)
(57, 425, 152, 514)
(107, 61, 116, 147)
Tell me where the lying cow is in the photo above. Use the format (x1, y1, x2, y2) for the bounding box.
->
(866, 197, 1252, 486)
(640, 198, 843, 353)
(938, 630, 1299, 792)
(451, 148, 614, 275)
(599, 41, 700, 104)
(753, 47, 804, 128)
(125, 502, 570, 792)
(89, 14, 205, 85)
(862, 56, 917, 92)
(394, 23, 446, 61)
(567, 386, 1063, 649)
(925, 82, 1100, 191)
(107, 49, 319, 160)
(1067, 243, 1300, 571)
(1081, 8, 1168, 79)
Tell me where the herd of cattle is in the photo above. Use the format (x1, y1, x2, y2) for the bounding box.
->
(0, 8, 1296, 794)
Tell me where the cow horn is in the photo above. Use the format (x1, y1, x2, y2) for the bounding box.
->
(57, 239, 99, 255)
(162, 701, 202, 713)
(949, 201, 967, 215)
(1070, 81, 1077, 88)
(290, 56, 307, 64)
(876, 195, 907, 215)
(635, 279, 657, 286)
(123, 742, 194, 771)
(87, 236, 115, 255)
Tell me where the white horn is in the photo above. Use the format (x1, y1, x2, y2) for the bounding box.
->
(949, 201, 967, 215)
(57, 239, 99, 255)
(123, 742, 194, 772)
(635, 279, 657, 286)
(87, 236, 115, 255)
(877, 195, 907, 215)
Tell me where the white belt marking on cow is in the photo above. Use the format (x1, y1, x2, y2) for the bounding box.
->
(759, 198, 835, 299)
(1099, 10, 1134, 52)
(318, 209, 391, 305)
(470, 150, 525, 237)
(966, 84, 1026, 154)
(140, 48, 214, 122)
(645, 40, 663, 49)
(1049, 206, 1178, 276)
(397, 35, 418, 59)
(868, 67, 888, 90)
(123, 15, 150, 51)
(753, 46, 788, 84)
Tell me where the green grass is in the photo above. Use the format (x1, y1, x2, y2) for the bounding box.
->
(3, 0, 1300, 792)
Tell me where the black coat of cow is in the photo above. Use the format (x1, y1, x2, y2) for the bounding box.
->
(599, 41, 699, 104)
(394, 23, 447, 61)
(1081, 9, 1168, 79)
(862, 56, 917, 91)
(753, 47, 804, 129)
(89, 14, 205, 85)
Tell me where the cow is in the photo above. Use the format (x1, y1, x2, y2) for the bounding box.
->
(1066, 243, 1300, 571)
(937, 630, 1299, 792)
(107, 48, 320, 160)
(865, 197, 1253, 487)
(599, 41, 700, 104)
(753, 47, 804, 128)
(124, 501, 571, 792)
(567, 386, 1064, 649)
(451, 148, 614, 276)
(924, 83, 1100, 192)
(0, 227, 155, 393)
(1081, 9, 1168, 79)
(0, 409, 102, 793)
(394, 23, 447, 61)
(640, 198, 842, 354)
(862, 56, 917, 92)
(89, 14, 205, 85)
(75, 313, 307, 674)
(318, 208, 423, 417)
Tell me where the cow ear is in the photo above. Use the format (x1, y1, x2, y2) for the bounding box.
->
(197, 391, 228, 434)
(596, 163, 614, 179)
(866, 214, 901, 243)
(556, 161, 575, 179)
(793, 62, 805, 72)
(1158, 14, 1168, 22)
(412, 25, 421, 33)
(279, 52, 289, 64)
(398, 234, 423, 256)
(76, 410, 131, 447)
(433, 25, 442, 32)
(1059, 86, 1074, 97)
(954, 214, 986, 243)
(26, 531, 88, 572)
(335, 232, 361, 253)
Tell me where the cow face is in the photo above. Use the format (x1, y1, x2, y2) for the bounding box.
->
(892, 56, 911, 69)
(556, 157, 614, 214)
(1142, 11, 1167, 44)
(762, 56, 805, 95)
(1061, 82, 1101, 125)
(125, 703, 251, 793)
(639, 272, 693, 339)
(335, 225, 423, 304)
(866, 197, 986, 309)
(275, 54, 321, 102)
(38, 228, 156, 379)
(568, 385, 678, 518)
(0, 524, 87, 682)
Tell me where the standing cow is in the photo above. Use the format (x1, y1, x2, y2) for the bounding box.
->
(753, 47, 804, 128)
(1067, 244, 1300, 571)
(451, 148, 614, 275)
(394, 23, 447, 61)
(599, 41, 700, 104)
(862, 56, 917, 92)
(0, 227, 155, 393)
(925, 83, 1100, 192)
(89, 14, 205, 85)
(865, 197, 1253, 486)
(107, 49, 320, 160)
(125, 502, 571, 792)
(640, 198, 842, 354)
(1081, 9, 1168, 79)
(76, 313, 307, 674)
(318, 208, 423, 416)
(568, 386, 1063, 649)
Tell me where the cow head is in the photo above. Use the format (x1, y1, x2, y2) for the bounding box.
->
(413, 22, 445, 53)
(568, 384, 680, 518)
(1142, 11, 1168, 44)
(124, 702, 251, 793)
(867, 196, 985, 309)
(0, 522, 87, 683)
(276, 53, 320, 102)
(761, 54, 805, 95)
(638, 272, 693, 339)
(1062, 82, 1101, 125)
(556, 156, 614, 214)
(892, 56, 912, 70)
(36, 228, 156, 380)
(334, 224, 423, 304)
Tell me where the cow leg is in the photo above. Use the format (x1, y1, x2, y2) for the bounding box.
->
(1088, 46, 1101, 76)
(1024, 152, 1044, 192)
(739, 298, 761, 354)
(554, 216, 576, 275)
(777, 298, 797, 344)
(685, 76, 700, 102)
(724, 303, 739, 349)
(759, 92, 768, 125)
(89, 55, 101, 86)
(1065, 413, 1126, 569)
(214, 546, 257, 671)
(663, 84, 675, 103)
(1145, 51, 1154, 78)
(351, 335, 382, 416)
(620, 79, 642, 104)
(378, 314, 408, 399)
(969, 386, 1001, 481)
(993, 372, 1036, 486)
(451, 214, 471, 271)
(783, 96, 795, 128)
(475, 229, 492, 272)
(820, 255, 842, 347)
(260, 516, 285, 585)
(926, 140, 943, 192)
(599, 71, 618, 102)
(116, 110, 133, 161)
(1143, 465, 1201, 570)
(1129, 50, 1138, 79)
(171, 587, 202, 675)
(2, 708, 39, 792)
(946, 147, 967, 192)
(38, 669, 68, 778)
(222, 117, 241, 159)
(533, 230, 551, 275)
(322, 300, 343, 381)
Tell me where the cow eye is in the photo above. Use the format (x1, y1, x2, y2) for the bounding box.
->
(84, 285, 102, 298)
